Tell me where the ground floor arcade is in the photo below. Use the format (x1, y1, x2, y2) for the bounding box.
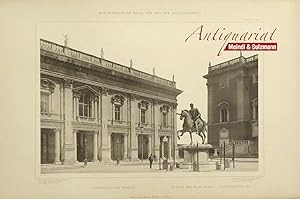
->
(40, 128, 175, 164)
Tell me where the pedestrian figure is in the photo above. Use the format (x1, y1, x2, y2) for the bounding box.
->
(148, 154, 154, 168)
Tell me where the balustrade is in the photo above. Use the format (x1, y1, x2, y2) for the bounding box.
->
(40, 39, 176, 88)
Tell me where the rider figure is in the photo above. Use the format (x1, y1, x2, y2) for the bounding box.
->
(189, 103, 201, 133)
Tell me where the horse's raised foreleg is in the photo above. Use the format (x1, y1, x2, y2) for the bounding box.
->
(177, 130, 183, 140)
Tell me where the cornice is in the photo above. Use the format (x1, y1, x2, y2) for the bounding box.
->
(40, 69, 178, 104)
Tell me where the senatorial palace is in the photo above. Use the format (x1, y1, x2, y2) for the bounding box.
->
(40, 39, 182, 165)
(203, 53, 258, 155)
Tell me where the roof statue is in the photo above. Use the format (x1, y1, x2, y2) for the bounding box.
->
(130, 58, 133, 68)
(101, 48, 104, 59)
(64, 34, 69, 47)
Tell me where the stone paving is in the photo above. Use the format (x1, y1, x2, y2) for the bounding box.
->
(41, 158, 258, 174)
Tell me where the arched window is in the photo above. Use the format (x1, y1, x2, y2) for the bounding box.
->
(217, 102, 230, 123)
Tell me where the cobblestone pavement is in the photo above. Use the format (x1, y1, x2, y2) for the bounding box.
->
(41, 158, 258, 174)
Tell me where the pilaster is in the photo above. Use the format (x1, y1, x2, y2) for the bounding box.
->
(130, 94, 138, 161)
(63, 78, 75, 164)
(54, 128, 61, 164)
(93, 132, 98, 162)
(73, 129, 78, 163)
(100, 88, 111, 161)
(153, 100, 160, 157)
(124, 134, 128, 160)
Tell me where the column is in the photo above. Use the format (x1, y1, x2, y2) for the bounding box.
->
(136, 134, 139, 160)
(73, 97, 76, 119)
(63, 78, 75, 164)
(41, 132, 47, 163)
(130, 94, 138, 160)
(73, 130, 78, 162)
(168, 136, 172, 158)
(91, 99, 95, 119)
(161, 137, 164, 158)
(93, 132, 98, 162)
(153, 100, 160, 157)
(54, 129, 61, 164)
(148, 135, 152, 156)
(124, 134, 128, 160)
(101, 88, 111, 161)
(76, 97, 79, 119)
(98, 95, 102, 161)
(94, 100, 98, 121)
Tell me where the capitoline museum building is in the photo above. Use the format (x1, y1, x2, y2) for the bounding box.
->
(40, 39, 182, 165)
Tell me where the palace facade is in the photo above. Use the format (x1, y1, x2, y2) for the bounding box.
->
(203, 54, 258, 155)
(40, 39, 182, 164)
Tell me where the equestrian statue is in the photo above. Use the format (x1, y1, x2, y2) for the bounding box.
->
(177, 103, 207, 145)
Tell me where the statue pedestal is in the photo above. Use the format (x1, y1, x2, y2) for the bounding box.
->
(179, 144, 213, 169)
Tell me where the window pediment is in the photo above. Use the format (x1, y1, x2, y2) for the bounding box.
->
(73, 85, 99, 96)
(41, 78, 56, 93)
(111, 94, 125, 105)
(160, 104, 170, 113)
(138, 100, 150, 110)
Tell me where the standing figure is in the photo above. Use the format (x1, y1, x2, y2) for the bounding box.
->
(148, 154, 154, 168)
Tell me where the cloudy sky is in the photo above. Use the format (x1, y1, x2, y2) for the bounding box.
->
(38, 22, 258, 144)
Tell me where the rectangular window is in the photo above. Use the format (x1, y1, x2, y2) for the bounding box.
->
(79, 93, 90, 117)
(141, 109, 146, 123)
(162, 113, 167, 126)
(115, 105, 121, 121)
(41, 94, 49, 113)
(219, 79, 230, 88)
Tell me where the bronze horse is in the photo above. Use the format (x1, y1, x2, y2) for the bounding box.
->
(177, 110, 207, 145)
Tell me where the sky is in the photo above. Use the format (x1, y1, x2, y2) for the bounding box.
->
(38, 22, 258, 144)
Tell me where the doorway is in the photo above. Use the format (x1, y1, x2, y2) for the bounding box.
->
(76, 132, 93, 162)
(41, 129, 55, 164)
(111, 133, 124, 161)
(138, 134, 149, 160)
